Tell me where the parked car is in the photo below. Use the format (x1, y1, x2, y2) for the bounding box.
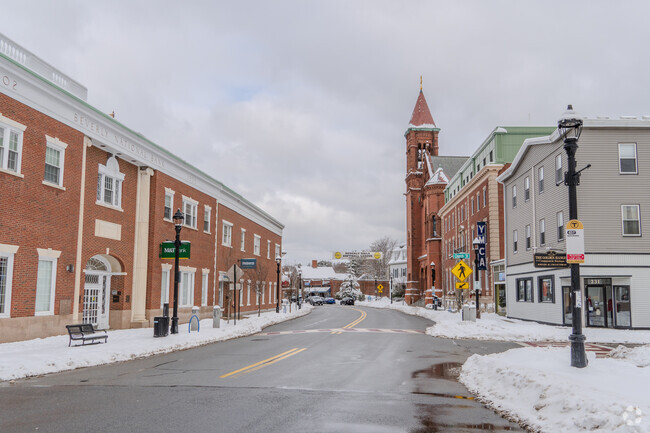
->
(309, 296, 324, 306)
(340, 297, 355, 305)
(324, 297, 335, 304)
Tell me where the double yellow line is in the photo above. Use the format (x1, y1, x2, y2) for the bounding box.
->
(220, 348, 306, 379)
(332, 308, 367, 334)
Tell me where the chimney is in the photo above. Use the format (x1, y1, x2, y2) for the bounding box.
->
(312, 260, 318, 268)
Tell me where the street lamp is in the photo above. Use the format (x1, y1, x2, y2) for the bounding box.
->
(430, 262, 436, 310)
(472, 237, 481, 319)
(558, 104, 588, 368)
(170, 209, 184, 334)
(298, 270, 302, 309)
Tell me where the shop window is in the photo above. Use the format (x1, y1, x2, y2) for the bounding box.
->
(35, 250, 60, 315)
(160, 265, 170, 308)
(621, 205, 641, 236)
(538, 276, 554, 303)
(0, 245, 18, 318)
(201, 271, 209, 306)
(516, 278, 533, 302)
(618, 143, 637, 174)
(179, 270, 195, 307)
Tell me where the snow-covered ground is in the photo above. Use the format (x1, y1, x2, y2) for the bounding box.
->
(359, 298, 650, 433)
(0, 305, 312, 382)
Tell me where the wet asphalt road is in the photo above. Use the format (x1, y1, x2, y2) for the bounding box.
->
(0, 305, 525, 432)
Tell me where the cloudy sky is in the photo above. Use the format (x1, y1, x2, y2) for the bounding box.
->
(3, 1, 650, 265)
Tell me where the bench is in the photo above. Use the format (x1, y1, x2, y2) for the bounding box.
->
(66, 324, 108, 347)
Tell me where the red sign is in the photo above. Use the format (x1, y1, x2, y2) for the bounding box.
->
(567, 254, 584, 263)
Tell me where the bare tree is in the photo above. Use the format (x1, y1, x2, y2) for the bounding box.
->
(365, 236, 398, 279)
(246, 260, 270, 317)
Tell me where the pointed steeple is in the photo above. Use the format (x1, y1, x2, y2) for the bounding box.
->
(408, 84, 436, 128)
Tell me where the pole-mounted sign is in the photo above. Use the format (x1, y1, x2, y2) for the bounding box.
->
(566, 219, 585, 264)
(476, 222, 487, 270)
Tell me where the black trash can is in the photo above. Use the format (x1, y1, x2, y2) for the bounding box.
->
(153, 316, 169, 337)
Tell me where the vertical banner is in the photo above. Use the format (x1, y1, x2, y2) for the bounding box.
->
(476, 222, 487, 270)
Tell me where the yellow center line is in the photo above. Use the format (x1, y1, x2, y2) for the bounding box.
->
(234, 348, 307, 377)
(332, 308, 367, 334)
(220, 348, 303, 378)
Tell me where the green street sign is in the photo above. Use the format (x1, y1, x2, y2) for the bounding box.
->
(453, 253, 470, 259)
(159, 241, 191, 259)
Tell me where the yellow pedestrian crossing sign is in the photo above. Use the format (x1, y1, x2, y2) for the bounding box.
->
(451, 260, 472, 282)
(456, 281, 470, 289)
(377, 284, 383, 293)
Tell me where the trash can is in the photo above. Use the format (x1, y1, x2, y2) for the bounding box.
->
(213, 306, 221, 328)
(153, 316, 169, 337)
(191, 306, 200, 331)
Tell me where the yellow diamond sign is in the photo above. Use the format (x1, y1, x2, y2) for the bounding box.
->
(451, 260, 472, 282)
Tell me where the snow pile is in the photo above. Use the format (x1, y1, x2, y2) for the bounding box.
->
(460, 347, 650, 433)
(0, 306, 312, 381)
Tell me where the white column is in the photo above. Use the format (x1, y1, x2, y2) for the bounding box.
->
(131, 167, 154, 323)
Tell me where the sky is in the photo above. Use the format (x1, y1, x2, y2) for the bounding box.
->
(3, 0, 650, 265)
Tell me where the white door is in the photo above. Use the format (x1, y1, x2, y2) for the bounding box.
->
(83, 273, 111, 329)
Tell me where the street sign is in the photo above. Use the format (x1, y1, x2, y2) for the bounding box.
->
(377, 284, 384, 290)
(452, 253, 470, 259)
(226, 264, 243, 282)
(566, 219, 585, 264)
(456, 281, 470, 289)
(240, 258, 257, 269)
(451, 260, 472, 282)
(159, 241, 191, 259)
(476, 222, 487, 270)
(332, 251, 383, 260)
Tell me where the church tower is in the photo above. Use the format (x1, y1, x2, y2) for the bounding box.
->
(404, 81, 442, 304)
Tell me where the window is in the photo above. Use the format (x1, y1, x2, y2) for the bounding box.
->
(179, 270, 195, 307)
(524, 177, 530, 201)
(204, 206, 211, 233)
(160, 265, 170, 308)
(164, 189, 174, 221)
(512, 185, 517, 208)
(240, 229, 246, 251)
(489, 150, 493, 162)
(540, 219, 546, 245)
(526, 225, 531, 250)
(516, 278, 533, 302)
(538, 167, 544, 193)
(621, 205, 641, 236)
(483, 188, 486, 207)
(538, 276, 554, 303)
(222, 221, 233, 246)
(183, 197, 198, 229)
(471, 197, 474, 215)
(619, 143, 638, 174)
(0, 245, 18, 318)
(275, 244, 280, 260)
(476, 192, 480, 212)
(557, 211, 564, 241)
(555, 154, 563, 185)
(254, 235, 261, 256)
(35, 251, 60, 315)
(513, 230, 518, 253)
(96, 156, 124, 208)
(0, 117, 25, 173)
(44, 137, 66, 187)
(267, 240, 271, 259)
(201, 270, 209, 306)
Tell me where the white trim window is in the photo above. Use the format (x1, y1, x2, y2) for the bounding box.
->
(182, 196, 198, 229)
(557, 211, 564, 241)
(222, 221, 233, 247)
(201, 270, 209, 306)
(524, 176, 530, 201)
(555, 154, 563, 185)
(35, 249, 61, 316)
(476, 192, 480, 212)
(538, 166, 544, 194)
(622, 205, 641, 236)
(526, 225, 531, 250)
(179, 269, 195, 307)
(261, 282, 265, 304)
(164, 189, 174, 221)
(0, 116, 25, 174)
(204, 206, 212, 233)
(160, 265, 171, 308)
(267, 240, 271, 259)
(247, 280, 251, 306)
(513, 230, 518, 253)
(254, 235, 261, 256)
(0, 244, 18, 318)
(240, 229, 246, 251)
(619, 143, 638, 174)
(97, 156, 125, 209)
(512, 185, 517, 208)
(44, 137, 67, 187)
(540, 218, 546, 245)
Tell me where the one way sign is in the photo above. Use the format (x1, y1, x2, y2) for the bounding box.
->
(476, 222, 487, 271)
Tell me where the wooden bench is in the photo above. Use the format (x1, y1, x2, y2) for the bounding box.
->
(66, 324, 108, 347)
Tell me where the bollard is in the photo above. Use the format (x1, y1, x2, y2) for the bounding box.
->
(213, 305, 221, 328)
(191, 306, 200, 331)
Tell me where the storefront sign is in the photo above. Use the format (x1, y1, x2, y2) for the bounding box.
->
(332, 251, 383, 260)
(534, 251, 569, 268)
(240, 258, 257, 269)
(159, 241, 190, 259)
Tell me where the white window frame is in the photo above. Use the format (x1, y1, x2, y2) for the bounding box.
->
(618, 143, 638, 174)
(540, 218, 546, 246)
(538, 166, 544, 194)
(240, 229, 246, 251)
(222, 220, 233, 247)
(513, 230, 518, 253)
(182, 196, 198, 229)
(164, 188, 175, 221)
(512, 185, 517, 208)
(179, 268, 196, 307)
(43, 136, 67, 188)
(267, 240, 271, 259)
(621, 205, 641, 236)
(203, 205, 212, 233)
(160, 264, 171, 308)
(0, 244, 18, 318)
(557, 211, 564, 241)
(524, 176, 530, 202)
(0, 115, 26, 175)
(35, 248, 61, 316)
(201, 269, 209, 306)
(254, 235, 261, 256)
(97, 156, 125, 209)
(261, 281, 265, 304)
(247, 280, 251, 306)
(476, 192, 480, 211)
(555, 154, 563, 185)
(525, 225, 531, 250)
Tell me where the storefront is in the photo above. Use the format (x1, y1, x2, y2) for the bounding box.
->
(492, 262, 506, 315)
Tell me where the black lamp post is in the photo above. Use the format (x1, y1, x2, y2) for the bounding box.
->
(170, 209, 184, 334)
(430, 262, 436, 309)
(472, 237, 481, 319)
(275, 255, 281, 313)
(559, 105, 588, 368)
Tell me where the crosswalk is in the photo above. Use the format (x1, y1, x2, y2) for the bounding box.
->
(257, 328, 425, 336)
(518, 341, 614, 358)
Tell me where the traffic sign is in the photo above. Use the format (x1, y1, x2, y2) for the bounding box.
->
(377, 284, 384, 290)
(451, 260, 472, 282)
(453, 253, 469, 259)
(456, 281, 470, 289)
(226, 264, 243, 282)
(566, 219, 585, 264)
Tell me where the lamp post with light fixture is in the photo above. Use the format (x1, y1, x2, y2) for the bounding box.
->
(170, 209, 184, 334)
(472, 237, 482, 319)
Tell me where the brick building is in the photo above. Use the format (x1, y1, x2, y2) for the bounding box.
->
(0, 33, 283, 343)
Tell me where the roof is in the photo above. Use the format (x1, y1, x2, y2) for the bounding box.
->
(300, 266, 346, 280)
(430, 155, 469, 180)
(408, 90, 436, 128)
(426, 167, 450, 185)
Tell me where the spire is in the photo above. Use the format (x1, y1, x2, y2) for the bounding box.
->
(408, 84, 436, 128)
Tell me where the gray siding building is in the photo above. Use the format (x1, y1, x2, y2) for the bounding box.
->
(498, 116, 650, 329)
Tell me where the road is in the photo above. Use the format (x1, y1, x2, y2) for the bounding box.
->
(0, 305, 525, 432)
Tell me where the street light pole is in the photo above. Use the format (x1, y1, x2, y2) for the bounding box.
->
(559, 105, 588, 368)
(298, 270, 302, 309)
(472, 238, 481, 319)
(275, 256, 281, 313)
(171, 209, 184, 334)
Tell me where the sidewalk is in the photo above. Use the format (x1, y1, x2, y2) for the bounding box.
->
(359, 298, 650, 433)
(0, 305, 312, 382)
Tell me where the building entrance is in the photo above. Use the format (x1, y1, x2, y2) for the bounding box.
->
(83, 256, 112, 330)
(585, 278, 613, 328)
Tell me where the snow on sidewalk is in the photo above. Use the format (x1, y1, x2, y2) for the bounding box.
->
(0, 306, 312, 382)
